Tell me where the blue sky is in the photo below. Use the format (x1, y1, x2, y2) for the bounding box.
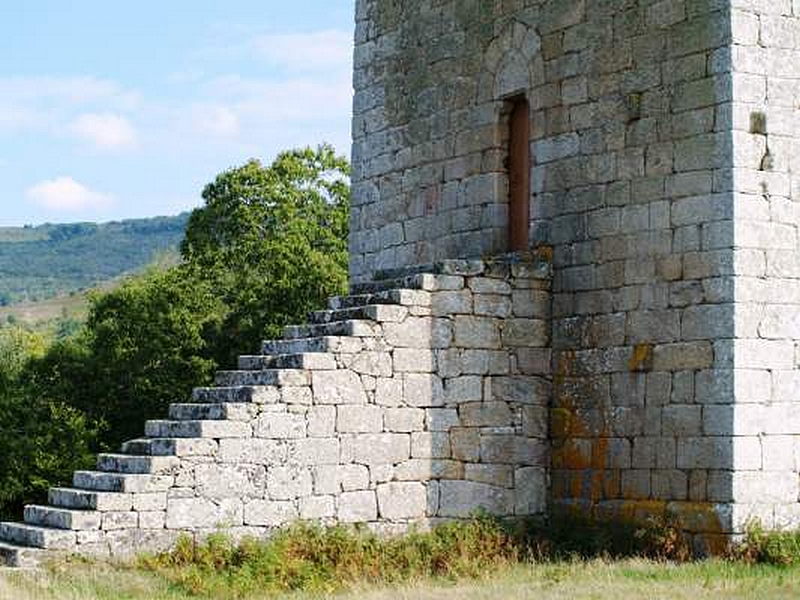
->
(0, 0, 355, 226)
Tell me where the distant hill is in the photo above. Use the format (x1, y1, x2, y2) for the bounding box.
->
(0, 213, 190, 305)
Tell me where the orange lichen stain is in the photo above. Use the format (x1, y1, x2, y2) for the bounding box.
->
(554, 440, 592, 469)
(552, 350, 621, 505)
(629, 343, 653, 372)
(590, 438, 609, 470)
(695, 533, 731, 556)
(588, 470, 607, 502)
(570, 473, 585, 499)
(667, 502, 725, 534)
(533, 244, 554, 263)
(602, 469, 621, 498)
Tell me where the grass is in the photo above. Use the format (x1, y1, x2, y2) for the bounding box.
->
(0, 291, 90, 325)
(3, 558, 800, 600)
(2, 517, 800, 599)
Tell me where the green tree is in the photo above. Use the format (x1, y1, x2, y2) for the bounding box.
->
(182, 144, 350, 365)
(29, 267, 224, 449)
(20, 144, 350, 506)
(0, 327, 96, 519)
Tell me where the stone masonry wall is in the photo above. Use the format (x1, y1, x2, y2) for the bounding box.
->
(350, 0, 762, 547)
(728, 3, 800, 531)
(0, 258, 551, 565)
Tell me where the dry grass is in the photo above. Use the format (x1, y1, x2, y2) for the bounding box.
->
(0, 292, 89, 325)
(2, 559, 800, 600)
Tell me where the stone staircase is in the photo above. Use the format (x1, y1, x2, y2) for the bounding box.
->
(0, 258, 552, 569)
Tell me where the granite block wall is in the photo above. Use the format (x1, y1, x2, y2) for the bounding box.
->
(728, 2, 800, 530)
(350, 0, 800, 545)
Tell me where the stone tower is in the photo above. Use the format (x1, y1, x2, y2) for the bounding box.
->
(1, 0, 799, 568)
(351, 0, 800, 548)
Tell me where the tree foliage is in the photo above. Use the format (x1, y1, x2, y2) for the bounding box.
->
(18, 144, 350, 473)
(183, 145, 350, 364)
(0, 214, 188, 304)
(0, 327, 96, 519)
(27, 267, 224, 448)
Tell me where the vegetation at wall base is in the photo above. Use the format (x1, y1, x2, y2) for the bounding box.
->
(6, 516, 800, 599)
(134, 515, 694, 597)
(733, 522, 800, 566)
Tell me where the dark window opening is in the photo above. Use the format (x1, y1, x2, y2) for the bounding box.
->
(508, 96, 530, 252)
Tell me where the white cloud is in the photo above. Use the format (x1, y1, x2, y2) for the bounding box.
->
(0, 104, 44, 132)
(70, 113, 137, 149)
(0, 76, 140, 109)
(167, 68, 206, 85)
(203, 74, 353, 122)
(0, 76, 142, 138)
(189, 103, 240, 137)
(252, 30, 353, 74)
(25, 177, 113, 211)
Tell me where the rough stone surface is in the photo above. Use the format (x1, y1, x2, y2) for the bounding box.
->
(347, 0, 800, 545)
(0, 257, 551, 567)
(6, 0, 799, 568)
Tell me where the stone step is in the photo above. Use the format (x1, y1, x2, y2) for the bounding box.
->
(308, 304, 408, 325)
(328, 288, 431, 310)
(96, 453, 180, 475)
(23, 505, 101, 531)
(72, 471, 173, 494)
(191, 385, 280, 405)
(48, 487, 134, 512)
(237, 352, 337, 371)
(0, 522, 76, 550)
(168, 402, 256, 421)
(349, 275, 426, 295)
(282, 320, 381, 340)
(350, 272, 465, 295)
(260, 336, 363, 357)
(144, 419, 251, 439)
(0, 541, 44, 568)
(214, 368, 311, 387)
(120, 438, 218, 457)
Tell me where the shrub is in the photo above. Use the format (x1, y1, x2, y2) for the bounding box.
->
(520, 512, 691, 562)
(734, 522, 800, 566)
(139, 515, 695, 597)
(140, 517, 519, 596)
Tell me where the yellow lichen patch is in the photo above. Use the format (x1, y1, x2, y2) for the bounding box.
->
(549, 408, 574, 439)
(629, 343, 653, 372)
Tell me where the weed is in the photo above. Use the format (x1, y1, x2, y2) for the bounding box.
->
(733, 522, 800, 566)
(138, 514, 694, 597)
(140, 516, 519, 596)
(519, 512, 691, 562)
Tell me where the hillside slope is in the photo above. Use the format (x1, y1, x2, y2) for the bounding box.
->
(0, 214, 189, 304)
